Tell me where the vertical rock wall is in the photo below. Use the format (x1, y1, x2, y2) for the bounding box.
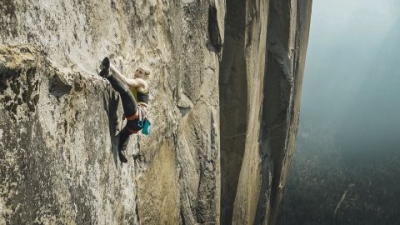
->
(0, 0, 312, 224)
(220, 0, 269, 224)
(220, 0, 312, 224)
(263, 1, 313, 224)
(0, 0, 224, 224)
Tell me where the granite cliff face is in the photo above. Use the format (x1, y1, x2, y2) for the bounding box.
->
(220, 1, 312, 224)
(0, 0, 311, 224)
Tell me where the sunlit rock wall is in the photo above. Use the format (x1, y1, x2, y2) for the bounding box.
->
(0, 0, 224, 224)
(0, 0, 311, 224)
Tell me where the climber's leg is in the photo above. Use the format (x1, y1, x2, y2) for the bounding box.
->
(117, 118, 142, 163)
(99, 57, 138, 117)
(106, 75, 138, 117)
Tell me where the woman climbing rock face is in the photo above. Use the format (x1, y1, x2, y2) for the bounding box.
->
(99, 57, 151, 163)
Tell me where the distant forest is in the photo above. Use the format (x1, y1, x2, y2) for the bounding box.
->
(277, 121, 400, 225)
(277, 3, 400, 224)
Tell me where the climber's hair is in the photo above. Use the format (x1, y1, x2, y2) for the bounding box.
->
(136, 65, 151, 79)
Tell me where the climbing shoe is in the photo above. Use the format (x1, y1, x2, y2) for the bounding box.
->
(102, 57, 110, 69)
(118, 136, 129, 152)
(99, 57, 110, 77)
(118, 152, 128, 163)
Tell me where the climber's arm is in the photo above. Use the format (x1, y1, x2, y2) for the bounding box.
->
(110, 65, 129, 84)
(110, 65, 146, 89)
(125, 77, 146, 89)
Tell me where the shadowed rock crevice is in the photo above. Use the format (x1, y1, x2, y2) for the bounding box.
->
(0, 67, 18, 91)
(49, 75, 72, 98)
(219, 0, 248, 224)
(208, 3, 222, 52)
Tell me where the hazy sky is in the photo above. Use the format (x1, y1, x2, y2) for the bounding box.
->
(300, 0, 400, 154)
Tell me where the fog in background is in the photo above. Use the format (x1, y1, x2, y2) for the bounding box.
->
(278, 1, 400, 224)
(301, 0, 400, 159)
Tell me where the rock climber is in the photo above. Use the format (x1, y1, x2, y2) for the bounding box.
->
(99, 57, 151, 163)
